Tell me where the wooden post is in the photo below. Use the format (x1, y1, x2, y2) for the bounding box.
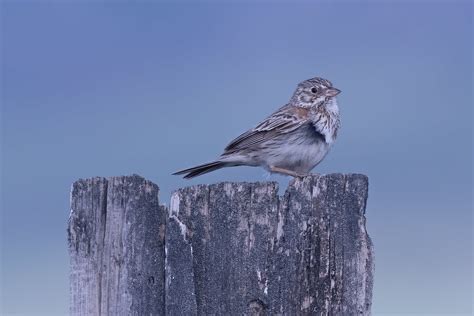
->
(68, 174, 373, 315)
(68, 176, 166, 315)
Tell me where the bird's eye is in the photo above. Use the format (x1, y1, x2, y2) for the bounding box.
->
(311, 87, 318, 93)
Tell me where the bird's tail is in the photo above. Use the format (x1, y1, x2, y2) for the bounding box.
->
(173, 161, 231, 179)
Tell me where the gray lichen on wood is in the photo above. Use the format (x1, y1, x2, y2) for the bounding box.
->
(68, 174, 373, 315)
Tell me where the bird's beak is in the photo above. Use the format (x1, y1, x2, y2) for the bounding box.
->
(325, 87, 341, 97)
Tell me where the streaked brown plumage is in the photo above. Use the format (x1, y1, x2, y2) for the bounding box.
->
(173, 77, 341, 179)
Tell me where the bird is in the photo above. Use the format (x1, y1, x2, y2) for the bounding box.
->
(173, 76, 341, 179)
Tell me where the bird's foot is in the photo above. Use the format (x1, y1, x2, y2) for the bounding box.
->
(269, 166, 306, 178)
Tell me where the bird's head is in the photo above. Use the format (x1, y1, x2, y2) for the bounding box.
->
(290, 77, 341, 108)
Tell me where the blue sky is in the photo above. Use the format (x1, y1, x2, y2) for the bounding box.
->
(1, 1, 472, 315)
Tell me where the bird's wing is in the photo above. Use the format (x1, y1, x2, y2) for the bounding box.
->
(223, 105, 310, 154)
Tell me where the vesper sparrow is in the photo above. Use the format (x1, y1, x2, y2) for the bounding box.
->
(174, 77, 341, 178)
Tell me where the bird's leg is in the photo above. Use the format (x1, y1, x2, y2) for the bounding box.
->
(269, 166, 305, 178)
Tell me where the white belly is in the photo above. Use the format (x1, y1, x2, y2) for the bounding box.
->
(265, 141, 330, 174)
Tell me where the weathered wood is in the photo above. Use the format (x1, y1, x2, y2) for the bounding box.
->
(68, 175, 166, 316)
(166, 182, 280, 315)
(269, 174, 373, 315)
(68, 174, 373, 315)
(166, 174, 373, 315)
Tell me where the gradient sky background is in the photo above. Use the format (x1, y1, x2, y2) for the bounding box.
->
(1, 1, 472, 315)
